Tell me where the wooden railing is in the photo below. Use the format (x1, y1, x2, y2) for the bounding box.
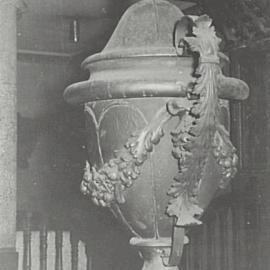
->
(181, 206, 234, 270)
(18, 174, 260, 270)
(16, 212, 91, 270)
(180, 181, 260, 270)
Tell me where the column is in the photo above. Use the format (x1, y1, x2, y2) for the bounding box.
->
(0, 0, 18, 269)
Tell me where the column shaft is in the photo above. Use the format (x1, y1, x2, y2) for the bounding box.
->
(0, 0, 18, 269)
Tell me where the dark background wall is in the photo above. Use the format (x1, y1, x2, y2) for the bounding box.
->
(16, 53, 141, 270)
(16, 2, 143, 268)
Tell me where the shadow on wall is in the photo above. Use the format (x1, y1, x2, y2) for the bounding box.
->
(16, 55, 141, 270)
(17, 107, 86, 214)
(71, 205, 142, 270)
(18, 111, 141, 270)
(17, 105, 142, 270)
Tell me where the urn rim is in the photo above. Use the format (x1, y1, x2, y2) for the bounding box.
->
(63, 0, 249, 105)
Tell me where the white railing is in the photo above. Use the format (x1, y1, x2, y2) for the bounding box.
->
(16, 230, 90, 270)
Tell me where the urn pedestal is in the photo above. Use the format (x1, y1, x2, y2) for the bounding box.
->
(64, 0, 249, 268)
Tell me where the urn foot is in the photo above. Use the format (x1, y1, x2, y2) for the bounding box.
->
(130, 238, 179, 270)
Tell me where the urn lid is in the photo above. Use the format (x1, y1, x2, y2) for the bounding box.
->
(64, 0, 249, 105)
(83, 0, 184, 63)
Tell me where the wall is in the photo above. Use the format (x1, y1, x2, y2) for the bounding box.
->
(17, 53, 141, 270)
(230, 47, 270, 270)
(17, 54, 84, 218)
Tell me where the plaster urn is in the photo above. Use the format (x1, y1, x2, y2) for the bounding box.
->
(64, 0, 249, 269)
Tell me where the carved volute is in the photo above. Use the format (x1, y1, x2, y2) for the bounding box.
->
(64, 0, 249, 269)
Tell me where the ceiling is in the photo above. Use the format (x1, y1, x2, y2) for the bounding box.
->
(17, 0, 197, 56)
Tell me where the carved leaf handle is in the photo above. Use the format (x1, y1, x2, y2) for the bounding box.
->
(166, 15, 238, 226)
(81, 15, 241, 230)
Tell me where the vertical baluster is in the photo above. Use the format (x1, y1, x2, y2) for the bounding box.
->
(40, 223, 48, 270)
(55, 230, 63, 270)
(223, 209, 228, 270)
(201, 222, 208, 270)
(196, 227, 203, 270)
(208, 219, 214, 270)
(219, 208, 227, 270)
(214, 212, 222, 270)
(189, 234, 196, 270)
(244, 183, 258, 270)
(70, 232, 79, 270)
(193, 228, 201, 270)
(180, 248, 186, 270)
(224, 209, 228, 269)
(227, 207, 233, 270)
(187, 236, 193, 270)
(244, 206, 253, 270)
(23, 212, 32, 270)
(85, 244, 92, 270)
(234, 201, 247, 270)
(185, 243, 190, 270)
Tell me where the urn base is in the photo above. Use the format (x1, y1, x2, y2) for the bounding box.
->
(130, 238, 182, 270)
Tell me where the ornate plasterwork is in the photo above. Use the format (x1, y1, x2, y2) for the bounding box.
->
(166, 15, 238, 226)
(81, 15, 238, 227)
(81, 103, 183, 206)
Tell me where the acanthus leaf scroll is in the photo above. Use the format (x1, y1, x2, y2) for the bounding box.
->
(166, 15, 238, 226)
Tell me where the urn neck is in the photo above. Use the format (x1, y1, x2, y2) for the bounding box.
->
(139, 246, 178, 270)
(130, 238, 179, 270)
